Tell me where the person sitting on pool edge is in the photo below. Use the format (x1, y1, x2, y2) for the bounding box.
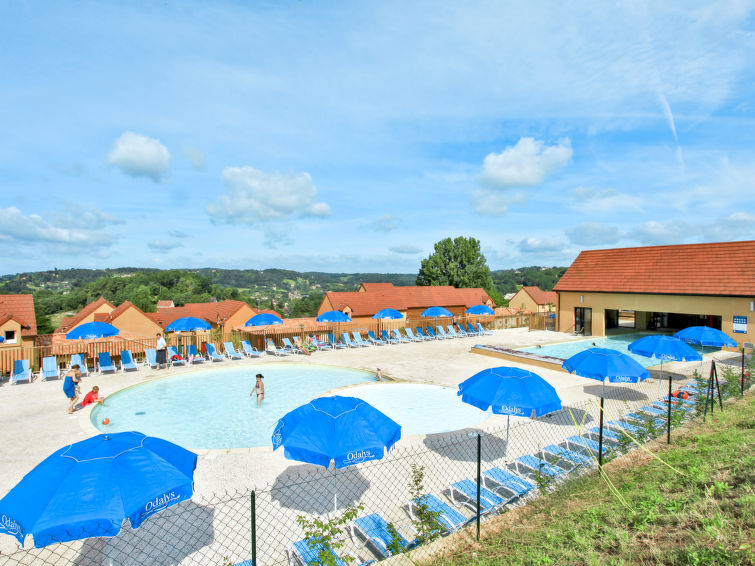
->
(77, 385, 105, 409)
(250, 373, 265, 405)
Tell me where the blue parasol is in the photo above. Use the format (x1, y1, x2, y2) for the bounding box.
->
(0, 431, 196, 548)
(372, 308, 403, 320)
(165, 316, 211, 332)
(245, 313, 283, 327)
(420, 306, 453, 318)
(465, 305, 495, 316)
(65, 322, 119, 340)
(316, 310, 352, 323)
(674, 326, 737, 348)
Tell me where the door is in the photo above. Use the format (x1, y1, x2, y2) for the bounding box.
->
(575, 307, 592, 336)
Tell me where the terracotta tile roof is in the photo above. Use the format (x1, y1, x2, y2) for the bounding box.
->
(0, 294, 37, 336)
(324, 285, 493, 317)
(108, 300, 141, 321)
(360, 283, 396, 292)
(55, 297, 115, 333)
(521, 286, 558, 305)
(93, 313, 109, 323)
(495, 307, 524, 316)
(554, 240, 755, 296)
(146, 300, 253, 328)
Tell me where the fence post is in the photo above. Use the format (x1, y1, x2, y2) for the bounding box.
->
(476, 433, 481, 542)
(742, 349, 746, 397)
(251, 490, 257, 566)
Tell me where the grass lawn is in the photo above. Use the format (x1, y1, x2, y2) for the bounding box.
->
(428, 393, 754, 565)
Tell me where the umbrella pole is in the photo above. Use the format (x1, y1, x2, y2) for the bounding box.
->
(333, 466, 338, 514)
(665, 361, 672, 444)
(504, 414, 510, 459)
(598, 382, 604, 469)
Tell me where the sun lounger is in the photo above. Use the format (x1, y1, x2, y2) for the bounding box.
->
(167, 346, 187, 365)
(221, 342, 243, 360)
(381, 330, 400, 344)
(565, 436, 617, 459)
(310, 336, 332, 350)
(38, 356, 60, 381)
(409, 494, 469, 534)
(541, 445, 594, 470)
(481, 467, 535, 501)
(119, 350, 138, 372)
(97, 352, 117, 374)
(10, 359, 32, 384)
(453, 325, 470, 337)
(349, 512, 409, 559)
(70, 353, 90, 376)
(404, 327, 424, 341)
(425, 326, 442, 340)
(241, 340, 263, 358)
(449, 479, 505, 514)
(286, 538, 357, 566)
(512, 454, 567, 481)
(585, 426, 620, 444)
(186, 344, 206, 363)
(205, 343, 225, 362)
(652, 400, 694, 414)
(391, 329, 410, 343)
(328, 333, 348, 349)
(624, 413, 665, 429)
(338, 333, 358, 348)
(639, 405, 666, 417)
(279, 337, 299, 354)
(367, 331, 386, 345)
(446, 325, 463, 338)
(415, 326, 433, 340)
(436, 326, 454, 339)
(605, 419, 646, 437)
(144, 348, 158, 369)
(266, 339, 291, 356)
(351, 331, 371, 347)
(476, 322, 493, 335)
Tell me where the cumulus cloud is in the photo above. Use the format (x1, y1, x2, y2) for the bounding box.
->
(54, 203, 124, 230)
(107, 131, 171, 182)
(471, 191, 526, 215)
(206, 166, 331, 225)
(566, 222, 624, 247)
(389, 244, 422, 254)
(518, 237, 564, 253)
(626, 213, 755, 246)
(480, 138, 572, 190)
(183, 146, 206, 171)
(0, 206, 114, 252)
(569, 187, 643, 214)
(372, 214, 400, 232)
(147, 240, 182, 253)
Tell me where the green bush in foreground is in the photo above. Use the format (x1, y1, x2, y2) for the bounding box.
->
(429, 394, 755, 566)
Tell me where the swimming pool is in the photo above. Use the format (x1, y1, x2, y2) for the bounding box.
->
(91, 366, 489, 449)
(518, 332, 718, 368)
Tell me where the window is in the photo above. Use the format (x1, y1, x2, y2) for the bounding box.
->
(4, 330, 17, 344)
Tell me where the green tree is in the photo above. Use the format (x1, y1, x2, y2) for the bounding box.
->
(416, 237, 494, 290)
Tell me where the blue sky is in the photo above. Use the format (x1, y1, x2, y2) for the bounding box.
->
(1, 1, 754, 275)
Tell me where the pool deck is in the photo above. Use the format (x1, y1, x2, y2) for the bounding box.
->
(0, 327, 735, 557)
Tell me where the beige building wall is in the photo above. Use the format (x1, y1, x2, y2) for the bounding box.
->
(113, 308, 163, 337)
(510, 289, 539, 313)
(69, 303, 113, 331)
(557, 291, 755, 348)
(0, 319, 33, 348)
(225, 305, 257, 330)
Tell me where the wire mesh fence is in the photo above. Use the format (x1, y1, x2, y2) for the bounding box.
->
(1, 358, 752, 566)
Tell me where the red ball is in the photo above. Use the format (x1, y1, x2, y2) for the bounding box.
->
(102, 418, 110, 425)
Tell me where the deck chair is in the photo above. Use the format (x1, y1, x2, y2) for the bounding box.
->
(280, 337, 301, 354)
(512, 454, 567, 482)
(605, 419, 646, 437)
(223, 342, 244, 360)
(327, 333, 348, 349)
(380, 330, 400, 344)
(541, 445, 594, 471)
(119, 350, 138, 372)
(476, 322, 493, 335)
(10, 359, 32, 384)
(453, 325, 469, 337)
(446, 325, 463, 338)
(97, 352, 117, 374)
(482, 467, 535, 501)
(204, 343, 225, 362)
(186, 344, 206, 363)
(404, 327, 424, 341)
(340, 333, 359, 348)
(351, 331, 371, 347)
(435, 326, 453, 339)
(349, 513, 409, 560)
(409, 494, 469, 534)
(39, 356, 60, 381)
(585, 426, 621, 444)
(391, 329, 410, 343)
(367, 331, 386, 345)
(286, 538, 367, 566)
(266, 339, 290, 356)
(144, 348, 158, 369)
(310, 336, 332, 350)
(638, 405, 666, 418)
(241, 340, 263, 358)
(70, 353, 90, 376)
(415, 326, 433, 340)
(167, 346, 187, 366)
(464, 323, 480, 336)
(623, 413, 665, 429)
(449, 479, 505, 514)
(565, 435, 617, 459)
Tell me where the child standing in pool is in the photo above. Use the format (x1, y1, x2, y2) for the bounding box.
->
(250, 373, 265, 406)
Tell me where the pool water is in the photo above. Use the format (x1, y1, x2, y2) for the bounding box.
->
(518, 332, 718, 368)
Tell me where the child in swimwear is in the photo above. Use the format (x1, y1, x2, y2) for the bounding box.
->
(250, 373, 265, 406)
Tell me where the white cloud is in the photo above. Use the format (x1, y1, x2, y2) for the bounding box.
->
(373, 214, 400, 232)
(569, 187, 644, 214)
(206, 166, 331, 225)
(147, 240, 182, 253)
(168, 230, 188, 238)
(183, 146, 206, 171)
(107, 131, 171, 182)
(518, 237, 565, 253)
(480, 138, 572, 190)
(263, 225, 294, 249)
(0, 207, 114, 252)
(628, 220, 691, 245)
(389, 244, 421, 254)
(471, 191, 526, 215)
(54, 203, 124, 230)
(566, 222, 624, 247)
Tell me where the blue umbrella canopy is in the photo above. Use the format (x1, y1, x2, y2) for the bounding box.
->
(465, 304, 495, 316)
(0, 431, 197, 548)
(316, 310, 352, 323)
(372, 308, 404, 320)
(562, 348, 650, 383)
(165, 316, 211, 332)
(272, 396, 401, 469)
(628, 335, 701, 362)
(457, 367, 561, 417)
(674, 326, 737, 348)
(65, 321, 119, 340)
(420, 306, 453, 318)
(245, 313, 283, 326)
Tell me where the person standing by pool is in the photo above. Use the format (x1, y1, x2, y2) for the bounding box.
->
(156, 332, 167, 370)
(376, 367, 382, 381)
(250, 373, 265, 405)
(63, 364, 81, 414)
